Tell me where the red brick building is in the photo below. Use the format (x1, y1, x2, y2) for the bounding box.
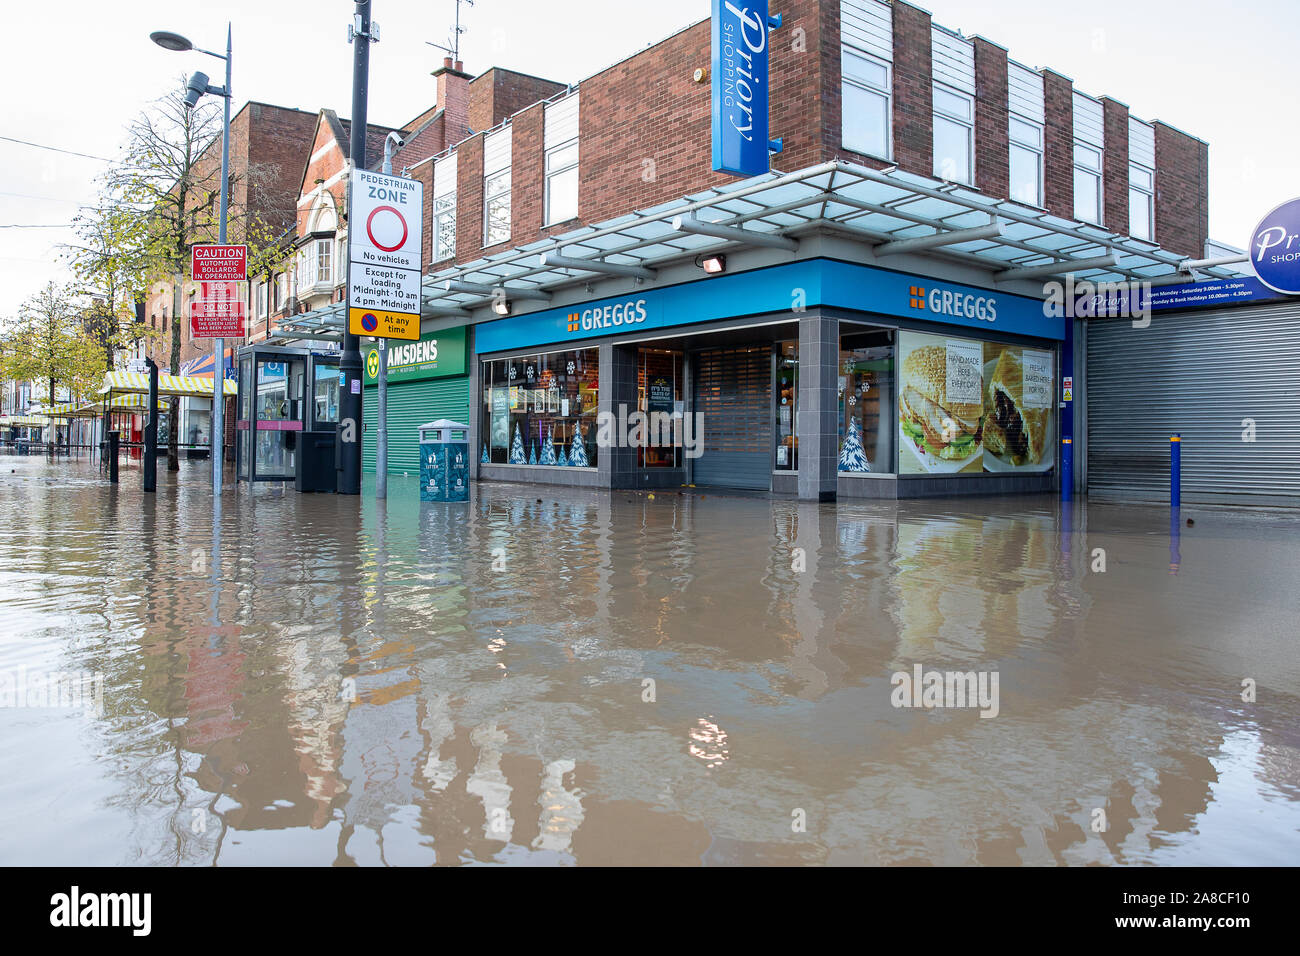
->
(279, 0, 1231, 500)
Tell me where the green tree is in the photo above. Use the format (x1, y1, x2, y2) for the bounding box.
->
(0, 284, 105, 446)
(99, 78, 280, 470)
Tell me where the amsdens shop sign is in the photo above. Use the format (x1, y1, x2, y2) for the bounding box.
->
(711, 1, 782, 178)
(363, 327, 467, 385)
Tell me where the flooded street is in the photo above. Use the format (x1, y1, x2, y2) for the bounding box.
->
(1, 453, 1297, 866)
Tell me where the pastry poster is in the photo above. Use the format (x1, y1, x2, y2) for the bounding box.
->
(982, 343, 1056, 473)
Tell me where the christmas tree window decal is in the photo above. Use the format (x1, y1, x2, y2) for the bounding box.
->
(540, 426, 557, 465)
(839, 417, 871, 473)
(569, 424, 590, 467)
(509, 423, 526, 465)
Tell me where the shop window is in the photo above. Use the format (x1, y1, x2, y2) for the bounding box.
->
(842, 48, 891, 159)
(896, 329, 1056, 475)
(637, 349, 684, 469)
(933, 84, 974, 185)
(1073, 143, 1103, 224)
(481, 348, 598, 467)
(1129, 163, 1154, 241)
(839, 329, 895, 474)
(775, 341, 798, 471)
(1008, 116, 1043, 207)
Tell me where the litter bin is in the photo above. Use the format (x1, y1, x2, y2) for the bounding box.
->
(294, 430, 338, 493)
(418, 419, 469, 502)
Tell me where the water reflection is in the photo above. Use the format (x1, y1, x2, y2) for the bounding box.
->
(1, 454, 1298, 866)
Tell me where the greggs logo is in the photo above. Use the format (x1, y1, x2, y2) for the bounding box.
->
(567, 299, 649, 335)
(910, 284, 997, 323)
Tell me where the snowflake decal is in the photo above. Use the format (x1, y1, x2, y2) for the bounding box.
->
(566, 361, 576, 375)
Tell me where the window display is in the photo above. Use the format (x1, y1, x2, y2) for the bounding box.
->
(481, 347, 598, 467)
(839, 329, 895, 474)
(638, 349, 683, 468)
(897, 330, 1054, 475)
(776, 341, 798, 471)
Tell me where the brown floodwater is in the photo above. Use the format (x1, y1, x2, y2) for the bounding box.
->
(0, 452, 1297, 866)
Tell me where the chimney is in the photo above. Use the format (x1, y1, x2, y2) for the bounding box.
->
(434, 57, 471, 145)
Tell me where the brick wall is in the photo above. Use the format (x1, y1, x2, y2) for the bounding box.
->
(435, 61, 471, 146)
(1101, 97, 1129, 236)
(455, 134, 485, 265)
(891, 1, 933, 175)
(973, 38, 1009, 199)
(469, 68, 567, 134)
(1042, 70, 1074, 220)
(510, 102, 546, 246)
(1153, 122, 1209, 258)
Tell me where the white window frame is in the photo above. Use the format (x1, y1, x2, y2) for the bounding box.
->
(544, 139, 579, 226)
(1128, 162, 1154, 241)
(255, 280, 268, 318)
(432, 155, 457, 263)
(932, 83, 974, 185)
(1073, 142, 1103, 224)
(315, 238, 333, 287)
(1008, 115, 1043, 207)
(841, 47, 892, 160)
(483, 168, 512, 247)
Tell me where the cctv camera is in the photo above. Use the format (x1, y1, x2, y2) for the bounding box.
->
(184, 70, 209, 109)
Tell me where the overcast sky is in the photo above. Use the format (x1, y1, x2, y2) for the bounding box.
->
(3, 0, 1296, 316)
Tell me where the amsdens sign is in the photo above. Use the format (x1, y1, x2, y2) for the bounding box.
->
(1251, 198, 1300, 295)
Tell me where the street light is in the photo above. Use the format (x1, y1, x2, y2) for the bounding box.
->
(151, 25, 232, 496)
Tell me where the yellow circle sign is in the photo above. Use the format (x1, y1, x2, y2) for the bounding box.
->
(366, 348, 380, 379)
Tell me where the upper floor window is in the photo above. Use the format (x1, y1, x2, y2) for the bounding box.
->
(1129, 164, 1154, 241)
(933, 84, 973, 185)
(1008, 116, 1043, 207)
(1073, 143, 1103, 224)
(483, 127, 513, 247)
(255, 281, 268, 318)
(544, 93, 580, 226)
(432, 154, 457, 263)
(842, 48, 891, 159)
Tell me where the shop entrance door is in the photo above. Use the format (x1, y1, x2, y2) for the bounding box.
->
(691, 346, 772, 490)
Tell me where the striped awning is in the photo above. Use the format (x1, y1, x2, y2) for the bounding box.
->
(63, 395, 168, 418)
(99, 371, 236, 398)
(1, 415, 50, 426)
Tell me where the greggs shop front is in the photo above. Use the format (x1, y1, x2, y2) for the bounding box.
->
(469, 258, 1064, 499)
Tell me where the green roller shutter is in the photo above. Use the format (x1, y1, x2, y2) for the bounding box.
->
(363, 376, 470, 475)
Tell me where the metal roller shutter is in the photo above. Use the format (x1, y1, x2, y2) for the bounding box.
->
(692, 347, 772, 490)
(363, 377, 470, 475)
(1086, 301, 1300, 501)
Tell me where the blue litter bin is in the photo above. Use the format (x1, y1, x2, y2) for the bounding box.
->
(419, 419, 470, 502)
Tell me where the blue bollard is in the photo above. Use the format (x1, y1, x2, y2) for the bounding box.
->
(1060, 438, 1073, 501)
(1170, 434, 1181, 508)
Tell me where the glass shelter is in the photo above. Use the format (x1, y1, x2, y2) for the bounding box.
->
(236, 345, 339, 482)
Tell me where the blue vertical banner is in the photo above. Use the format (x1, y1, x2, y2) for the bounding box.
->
(712, 0, 773, 177)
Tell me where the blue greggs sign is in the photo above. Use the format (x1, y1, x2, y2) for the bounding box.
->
(475, 259, 1063, 354)
(712, 1, 779, 178)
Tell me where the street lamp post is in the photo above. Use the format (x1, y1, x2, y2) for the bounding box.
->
(150, 25, 233, 496)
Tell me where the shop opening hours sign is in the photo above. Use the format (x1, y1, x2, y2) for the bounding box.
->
(347, 169, 424, 341)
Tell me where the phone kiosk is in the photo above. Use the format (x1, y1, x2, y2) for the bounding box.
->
(235, 345, 340, 486)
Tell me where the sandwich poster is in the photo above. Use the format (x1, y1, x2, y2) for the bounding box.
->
(898, 331, 1056, 475)
(899, 333, 986, 473)
(982, 343, 1055, 473)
